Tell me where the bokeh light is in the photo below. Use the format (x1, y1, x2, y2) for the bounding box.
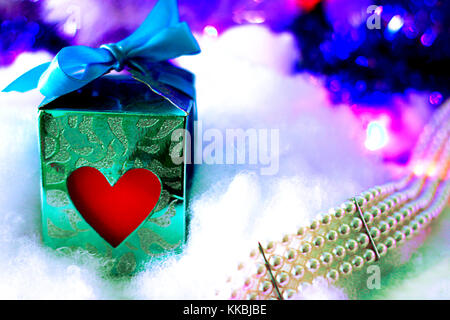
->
(203, 25, 219, 38)
(387, 15, 404, 33)
(365, 119, 389, 151)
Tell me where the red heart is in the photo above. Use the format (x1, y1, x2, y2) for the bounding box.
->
(67, 167, 162, 247)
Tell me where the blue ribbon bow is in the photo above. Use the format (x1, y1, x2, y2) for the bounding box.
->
(3, 0, 200, 104)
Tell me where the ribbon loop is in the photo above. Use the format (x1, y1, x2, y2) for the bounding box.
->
(100, 43, 127, 72)
(2, 0, 201, 103)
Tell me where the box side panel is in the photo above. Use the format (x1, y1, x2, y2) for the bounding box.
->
(184, 101, 196, 240)
(39, 109, 188, 275)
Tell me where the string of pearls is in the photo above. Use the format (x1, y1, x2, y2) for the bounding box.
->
(226, 101, 450, 300)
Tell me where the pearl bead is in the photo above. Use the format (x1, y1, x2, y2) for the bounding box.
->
(345, 239, 358, 252)
(333, 246, 346, 259)
(400, 208, 411, 219)
(266, 241, 276, 252)
(244, 277, 253, 288)
(321, 214, 332, 225)
(313, 236, 325, 248)
(385, 237, 397, 250)
(355, 196, 366, 208)
(371, 207, 381, 219)
(394, 231, 405, 244)
(326, 230, 338, 241)
(391, 195, 400, 206)
(342, 201, 356, 215)
(350, 217, 363, 232)
(418, 215, 428, 226)
(370, 227, 381, 240)
(363, 212, 374, 224)
(375, 186, 382, 197)
(385, 198, 394, 210)
(292, 265, 305, 279)
(402, 226, 412, 238)
(363, 249, 376, 263)
(369, 188, 379, 199)
(259, 281, 273, 294)
(352, 256, 364, 269)
(333, 207, 345, 219)
(339, 262, 352, 275)
(281, 234, 291, 244)
(246, 292, 258, 300)
(276, 272, 289, 286)
(357, 233, 370, 248)
(338, 224, 351, 236)
(394, 212, 404, 224)
(255, 264, 266, 277)
(379, 221, 390, 234)
(387, 217, 397, 230)
(378, 202, 388, 214)
(411, 220, 421, 232)
(284, 289, 296, 300)
(362, 191, 373, 203)
(310, 220, 320, 231)
(269, 255, 283, 269)
(300, 243, 312, 254)
(297, 226, 306, 237)
(320, 252, 333, 265)
(327, 269, 339, 281)
(306, 259, 320, 273)
(285, 249, 297, 262)
(377, 243, 388, 257)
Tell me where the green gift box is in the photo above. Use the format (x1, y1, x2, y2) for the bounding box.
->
(38, 63, 196, 275)
(2, 0, 201, 276)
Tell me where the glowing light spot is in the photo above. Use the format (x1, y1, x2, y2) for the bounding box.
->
(429, 92, 443, 105)
(375, 6, 383, 15)
(63, 5, 81, 37)
(420, 29, 437, 47)
(387, 15, 404, 33)
(296, 0, 322, 12)
(355, 56, 369, 67)
(63, 20, 78, 37)
(244, 11, 266, 24)
(203, 25, 218, 38)
(427, 163, 438, 177)
(365, 120, 389, 151)
(413, 162, 425, 176)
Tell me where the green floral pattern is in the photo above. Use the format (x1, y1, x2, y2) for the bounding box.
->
(39, 110, 188, 276)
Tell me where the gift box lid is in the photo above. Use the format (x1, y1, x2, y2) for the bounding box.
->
(39, 62, 195, 117)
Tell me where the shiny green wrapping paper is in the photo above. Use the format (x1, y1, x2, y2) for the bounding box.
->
(38, 65, 195, 275)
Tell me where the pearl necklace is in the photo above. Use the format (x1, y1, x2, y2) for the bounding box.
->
(226, 101, 450, 300)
